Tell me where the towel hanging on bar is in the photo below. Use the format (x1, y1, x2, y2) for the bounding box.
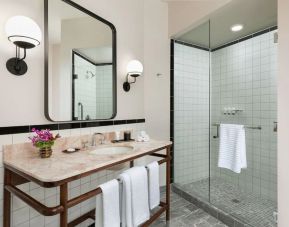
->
(213, 123, 261, 130)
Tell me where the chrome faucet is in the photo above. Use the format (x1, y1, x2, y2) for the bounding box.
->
(91, 133, 105, 146)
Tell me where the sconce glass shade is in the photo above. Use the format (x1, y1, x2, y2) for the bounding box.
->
(5, 16, 42, 49)
(126, 60, 143, 77)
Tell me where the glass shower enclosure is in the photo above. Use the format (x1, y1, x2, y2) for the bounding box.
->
(172, 1, 277, 226)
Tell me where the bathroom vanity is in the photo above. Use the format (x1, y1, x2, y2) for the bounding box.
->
(3, 136, 172, 227)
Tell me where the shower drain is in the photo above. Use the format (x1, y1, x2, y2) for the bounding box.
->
(231, 199, 241, 203)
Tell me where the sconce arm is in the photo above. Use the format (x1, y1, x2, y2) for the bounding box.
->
(126, 74, 137, 84)
(18, 48, 27, 61)
(15, 46, 27, 63)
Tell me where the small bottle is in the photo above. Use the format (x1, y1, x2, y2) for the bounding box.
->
(115, 131, 120, 141)
(124, 131, 131, 141)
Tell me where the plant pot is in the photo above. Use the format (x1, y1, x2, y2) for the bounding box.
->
(39, 147, 52, 158)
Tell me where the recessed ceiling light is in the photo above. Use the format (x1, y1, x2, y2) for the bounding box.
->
(231, 24, 243, 32)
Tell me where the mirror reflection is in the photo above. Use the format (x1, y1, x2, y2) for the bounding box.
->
(46, 0, 116, 121)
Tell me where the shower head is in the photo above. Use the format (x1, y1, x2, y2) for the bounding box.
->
(86, 70, 96, 79)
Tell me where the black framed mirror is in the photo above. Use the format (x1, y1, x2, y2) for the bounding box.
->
(44, 0, 117, 122)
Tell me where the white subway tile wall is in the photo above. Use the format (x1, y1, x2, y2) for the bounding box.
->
(174, 43, 210, 185)
(74, 55, 113, 120)
(210, 31, 277, 201)
(0, 123, 146, 227)
(95, 66, 113, 119)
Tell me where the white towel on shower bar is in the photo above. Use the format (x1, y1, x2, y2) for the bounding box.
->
(95, 179, 120, 227)
(146, 161, 160, 210)
(218, 124, 247, 173)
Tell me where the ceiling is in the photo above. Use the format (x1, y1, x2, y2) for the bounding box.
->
(177, 0, 277, 49)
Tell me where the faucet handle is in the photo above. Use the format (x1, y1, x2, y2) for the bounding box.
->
(81, 140, 90, 149)
(92, 132, 106, 146)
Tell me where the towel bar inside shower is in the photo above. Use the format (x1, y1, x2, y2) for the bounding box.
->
(212, 123, 262, 138)
(212, 123, 262, 130)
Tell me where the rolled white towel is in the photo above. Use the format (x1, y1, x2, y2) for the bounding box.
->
(137, 131, 150, 142)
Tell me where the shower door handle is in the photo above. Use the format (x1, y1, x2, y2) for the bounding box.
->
(213, 125, 219, 138)
(274, 121, 278, 132)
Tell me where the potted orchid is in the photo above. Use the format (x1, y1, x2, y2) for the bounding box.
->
(29, 128, 60, 158)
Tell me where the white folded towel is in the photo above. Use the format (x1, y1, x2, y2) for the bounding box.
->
(136, 131, 150, 142)
(120, 167, 150, 226)
(146, 161, 160, 209)
(218, 124, 247, 173)
(95, 179, 120, 227)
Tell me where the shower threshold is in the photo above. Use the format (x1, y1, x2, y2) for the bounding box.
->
(172, 177, 277, 227)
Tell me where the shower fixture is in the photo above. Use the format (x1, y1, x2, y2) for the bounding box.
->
(86, 70, 96, 79)
(223, 107, 243, 115)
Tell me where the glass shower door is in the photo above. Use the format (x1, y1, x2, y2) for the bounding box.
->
(173, 21, 211, 201)
(209, 28, 278, 227)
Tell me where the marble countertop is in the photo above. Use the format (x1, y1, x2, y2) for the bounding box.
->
(3, 137, 172, 186)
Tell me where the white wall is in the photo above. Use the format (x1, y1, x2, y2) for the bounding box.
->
(144, 0, 170, 141)
(0, 0, 45, 126)
(0, 0, 146, 127)
(278, 0, 289, 226)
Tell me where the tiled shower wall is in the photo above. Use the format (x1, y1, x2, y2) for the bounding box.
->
(94, 65, 113, 119)
(210, 30, 278, 201)
(0, 123, 145, 227)
(74, 55, 113, 120)
(74, 55, 96, 120)
(174, 42, 210, 185)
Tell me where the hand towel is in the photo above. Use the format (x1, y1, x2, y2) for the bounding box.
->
(146, 161, 160, 209)
(126, 167, 150, 226)
(218, 124, 247, 173)
(120, 167, 150, 226)
(119, 173, 133, 227)
(95, 179, 120, 227)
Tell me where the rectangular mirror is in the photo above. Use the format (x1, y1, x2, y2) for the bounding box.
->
(44, 0, 117, 121)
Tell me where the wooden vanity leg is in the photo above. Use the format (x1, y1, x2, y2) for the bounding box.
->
(166, 146, 171, 221)
(60, 183, 68, 227)
(130, 160, 134, 168)
(4, 168, 12, 227)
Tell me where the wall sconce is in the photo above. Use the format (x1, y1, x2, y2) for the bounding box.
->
(123, 60, 143, 92)
(5, 16, 42, 76)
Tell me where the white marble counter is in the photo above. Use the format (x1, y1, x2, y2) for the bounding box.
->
(3, 135, 171, 185)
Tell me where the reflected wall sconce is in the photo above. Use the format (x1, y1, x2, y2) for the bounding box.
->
(5, 16, 42, 76)
(123, 60, 143, 92)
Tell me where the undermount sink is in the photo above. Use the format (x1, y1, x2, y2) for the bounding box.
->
(89, 145, 134, 155)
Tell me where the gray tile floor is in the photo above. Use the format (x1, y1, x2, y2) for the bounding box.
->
(88, 191, 227, 227)
(151, 192, 228, 227)
(179, 177, 277, 227)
